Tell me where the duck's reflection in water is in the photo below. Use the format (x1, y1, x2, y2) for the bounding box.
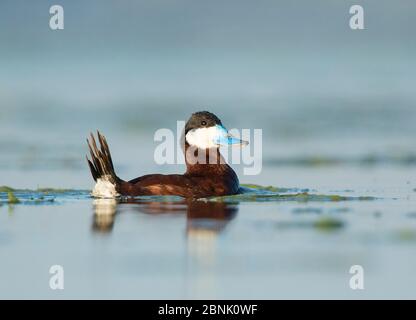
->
(183, 201, 238, 298)
(92, 198, 118, 232)
(92, 197, 238, 237)
(92, 198, 238, 298)
(185, 201, 237, 265)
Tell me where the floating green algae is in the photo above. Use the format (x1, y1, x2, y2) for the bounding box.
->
(0, 186, 90, 205)
(274, 217, 345, 231)
(7, 192, 20, 204)
(292, 207, 323, 214)
(0, 184, 376, 205)
(313, 217, 345, 231)
(292, 207, 351, 214)
(4, 191, 55, 205)
(208, 190, 376, 203)
(30, 196, 55, 203)
(240, 184, 309, 193)
(330, 207, 351, 213)
(395, 229, 416, 241)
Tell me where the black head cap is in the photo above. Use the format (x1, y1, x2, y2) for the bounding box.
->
(185, 111, 222, 134)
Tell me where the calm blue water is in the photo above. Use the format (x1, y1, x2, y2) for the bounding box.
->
(1, 0, 416, 299)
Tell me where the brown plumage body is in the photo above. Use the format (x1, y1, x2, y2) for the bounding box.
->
(86, 112, 242, 199)
(118, 145, 239, 198)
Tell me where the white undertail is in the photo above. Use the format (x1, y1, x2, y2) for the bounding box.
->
(91, 175, 120, 198)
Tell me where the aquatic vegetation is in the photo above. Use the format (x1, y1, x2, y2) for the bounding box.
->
(0, 184, 376, 206)
(240, 184, 309, 193)
(329, 207, 351, 213)
(292, 207, 351, 215)
(0, 187, 90, 205)
(3, 191, 55, 205)
(274, 217, 345, 231)
(7, 192, 20, 204)
(32, 197, 55, 203)
(208, 189, 376, 203)
(292, 207, 323, 214)
(0, 186, 16, 192)
(396, 229, 416, 241)
(0, 185, 86, 194)
(313, 217, 345, 231)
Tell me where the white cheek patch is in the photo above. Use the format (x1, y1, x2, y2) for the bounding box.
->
(185, 127, 218, 149)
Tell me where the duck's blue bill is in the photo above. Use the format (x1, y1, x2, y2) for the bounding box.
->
(214, 125, 249, 146)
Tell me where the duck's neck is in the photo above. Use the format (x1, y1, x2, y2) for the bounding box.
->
(184, 145, 230, 175)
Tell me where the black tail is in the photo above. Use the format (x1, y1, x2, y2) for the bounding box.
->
(86, 131, 120, 183)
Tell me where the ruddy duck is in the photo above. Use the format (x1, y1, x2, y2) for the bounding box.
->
(87, 111, 248, 198)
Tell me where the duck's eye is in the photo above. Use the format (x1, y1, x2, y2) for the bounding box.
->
(201, 121, 207, 126)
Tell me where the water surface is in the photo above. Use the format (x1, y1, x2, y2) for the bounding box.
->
(1, 177, 416, 299)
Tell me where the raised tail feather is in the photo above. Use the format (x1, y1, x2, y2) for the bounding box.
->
(86, 131, 120, 184)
